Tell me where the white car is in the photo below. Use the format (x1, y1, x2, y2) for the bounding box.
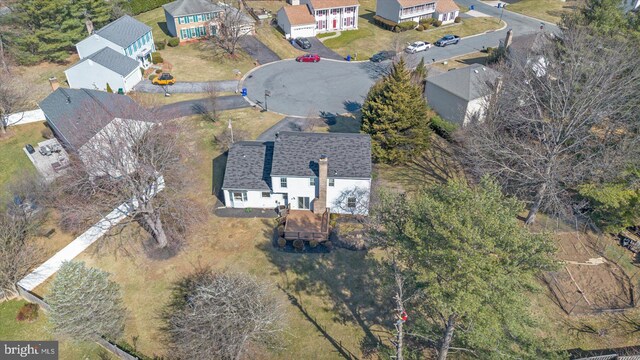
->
(405, 41, 431, 53)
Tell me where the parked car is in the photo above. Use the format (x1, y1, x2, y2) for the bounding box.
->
(435, 35, 460, 47)
(39, 145, 52, 156)
(296, 54, 321, 63)
(152, 73, 176, 86)
(370, 50, 397, 62)
(295, 37, 312, 50)
(25, 144, 35, 154)
(405, 41, 431, 53)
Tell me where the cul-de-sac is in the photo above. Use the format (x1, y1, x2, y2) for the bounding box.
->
(1, 0, 640, 359)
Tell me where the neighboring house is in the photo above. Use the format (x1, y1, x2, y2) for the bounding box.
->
(163, 0, 255, 42)
(375, 0, 459, 25)
(425, 64, 500, 126)
(64, 47, 142, 94)
(278, 0, 359, 38)
(624, 0, 640, 12)
(38, 88, 154, 161)
(222, 132, 372, 215)
(75, 15, 155, 69)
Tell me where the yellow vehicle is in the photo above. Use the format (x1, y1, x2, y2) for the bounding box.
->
(152, 73, 176, 85)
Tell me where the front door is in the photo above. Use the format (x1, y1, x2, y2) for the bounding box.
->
(232, 191, 247, 208)
(333, 19, 337, 29)
(298, 197, 310, 210)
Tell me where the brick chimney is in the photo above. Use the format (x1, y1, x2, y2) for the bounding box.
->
(504, 29, 513, 49)
(314, 155, 328, 214)
(49, 77, 59, 91)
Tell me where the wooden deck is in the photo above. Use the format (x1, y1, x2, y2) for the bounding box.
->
(284, 210, 330, 241)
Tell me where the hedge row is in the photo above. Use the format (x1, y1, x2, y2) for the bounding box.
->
(394, 21, 418, 32)
(124, 0, 173, 15)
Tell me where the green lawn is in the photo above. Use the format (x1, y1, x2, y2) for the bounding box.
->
(0, 300, 115, 359)
(135, 7, 172, 43)
(0, 123, 47, 197)
(501, 0, 581, 24)
(254, 23, 305, 59)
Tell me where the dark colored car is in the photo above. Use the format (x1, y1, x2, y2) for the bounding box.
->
(295, 37, 312, 50)
(296, 54, 321, 63)
(435, 35, 460, 47)
(25, 144, 35, 154)
(370, 50, 396, 62)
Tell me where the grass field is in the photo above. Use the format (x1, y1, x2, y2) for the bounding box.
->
(0, 300, 115, 359)
(246, 0, 287, 13)
(254, 23, 305, 59)
(135, 7, 172, 43)
(0, 123, 47, 197)
(14, 60, 71, 106)
(430, 51, 488, 71)
(502, 0, 581, 24)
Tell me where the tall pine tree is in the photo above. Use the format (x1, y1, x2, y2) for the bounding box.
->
(361, 57, 431, 164)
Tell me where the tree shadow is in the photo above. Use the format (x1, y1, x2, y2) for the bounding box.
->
(212, 152, 227, 204)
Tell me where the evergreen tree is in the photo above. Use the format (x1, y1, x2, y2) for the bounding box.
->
(372, 178, 558, 359)
(411, 57, 427, 89)
(47, 261, 126, 341)
(361, 57, 431, 164)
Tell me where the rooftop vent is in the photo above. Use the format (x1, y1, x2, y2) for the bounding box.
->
(474, 69, 479, 74)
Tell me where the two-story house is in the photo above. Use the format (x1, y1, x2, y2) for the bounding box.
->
(222, 132, 372, 215)
(278, 0, 359, 39)
(163, 0, 255, 42)
(375, 0, 459, 26)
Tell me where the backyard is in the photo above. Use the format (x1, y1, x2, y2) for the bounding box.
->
(0, 122, 47, 197)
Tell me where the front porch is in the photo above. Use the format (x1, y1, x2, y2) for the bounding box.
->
(283, 209, 330, 242)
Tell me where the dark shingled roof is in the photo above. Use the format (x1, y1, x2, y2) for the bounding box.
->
(222, 141, 273, 191)
(271, 132, 371, 179)
(426, 63, 500, 101)
(69, 47, 140, 76)
(163, 0, 224, 17)
(38, 88, 149, 150)
(93, 15, 152, 48)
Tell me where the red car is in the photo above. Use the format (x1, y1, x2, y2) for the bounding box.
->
(296, 54, 321, 63)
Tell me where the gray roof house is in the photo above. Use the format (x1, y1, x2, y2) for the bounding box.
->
(222, 132, 372, 215)
(64, 47, 143, 93)
(38, 88, 152, 151)
(425, 64, 501, 126)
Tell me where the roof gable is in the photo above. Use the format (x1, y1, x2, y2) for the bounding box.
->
(163, 0, 224, 16)
(435, 0, 459, 13)
(69, 47, 139, 76)
(427, 64, 500, 101)
(93, 15, 152, 48)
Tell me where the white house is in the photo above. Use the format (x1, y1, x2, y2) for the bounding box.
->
(425, 64, 501, 126)
(222, 132, 372, 215)
(75, 15, 155, 69)
(375, 0, 459, 25)
(278, 0, 359, 38)
(64, 47, 142, 94)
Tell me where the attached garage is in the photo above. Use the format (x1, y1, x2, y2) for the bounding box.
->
(277, 4, 316, 39)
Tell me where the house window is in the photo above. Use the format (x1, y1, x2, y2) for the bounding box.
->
(280, 178, 287, 188)
(347, 197, 357, 208)
(329, 179, 335, 187)
(262, 192, 270, 198)
(310, 178, 316, 186)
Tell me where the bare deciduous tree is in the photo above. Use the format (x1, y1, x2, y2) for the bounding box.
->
(0, 71, 30, 135)
(458, 26, 640, 224)
(331, 186, 370, 216)
(55, 105, 194, 251)
(163, 269, 287, 360)
(212, 0, 252, 55)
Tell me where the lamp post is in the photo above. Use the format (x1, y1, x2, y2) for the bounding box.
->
(264, 90, 271, 111)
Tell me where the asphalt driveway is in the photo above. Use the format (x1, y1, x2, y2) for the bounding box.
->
(291, 37, 343, 60)
(239, 35, 281, 64)
(154, 95, 249, 120)
(243, 59, 388, 117)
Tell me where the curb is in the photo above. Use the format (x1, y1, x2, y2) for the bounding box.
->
(461, 19, 508, 41)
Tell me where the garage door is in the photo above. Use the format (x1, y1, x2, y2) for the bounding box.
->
(291, 25, 316, 39)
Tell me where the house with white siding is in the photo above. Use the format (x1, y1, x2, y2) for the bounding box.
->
(64, 47, 142, 94)
(222, 132, 372, 215)
(375, 0, 459, 25)
(278, 0, 359, 39)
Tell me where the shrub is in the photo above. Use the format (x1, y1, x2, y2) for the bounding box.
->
(151, 52, 163, 64)
(41, 128, 54, 139)
(168, 37, 180, 47)
(324, 241, 333, 251)
(106, 83, 113, 93)
(429, 114, 458, 140)
(154, 41, 166, 50)
(293, 239, 304, 250)
(433, 20, 443, 27)
(423, 23, 432, 30)
(419, 18, 434, 25)
(416, 25, 425, 31)
(16, 303, 39, 322)
(277, 238, 286, 248)
(149, 74, 157, 81)
(396, 21, 418, 32)
(454, 16, 462, 23)
(309, 240, 318, 248)
(155, 69, 163, 74)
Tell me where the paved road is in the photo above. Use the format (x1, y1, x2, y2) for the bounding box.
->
(134, 79, 239, 93)
(155, 95, 249, 120)
(239, 35, 281, 64)
(243, 59, 386, 117)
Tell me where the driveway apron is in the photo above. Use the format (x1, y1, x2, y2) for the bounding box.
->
(239, 35, 281, 64)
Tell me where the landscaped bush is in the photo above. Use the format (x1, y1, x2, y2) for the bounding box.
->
(423, 23, 432, 30)
(454, 16, 462, 23)
(416, 25, 425, 31)
(293, 239, 304, 250)
(277, 238, 286, 248)
(395, 21, 418, 32)
(149, 74, 157, 81)
(151, 52, 163, 64)
(41, 128, 54, 139)
(154, 41, 166, 50)
(430, 114, 458, 140)
(309, 240, 318, 248)
(124, 0, 173, 15)
(168, 37, 180, 47)
(433, 20, 443, 27)
(106, 83, 113, 93)
(419, 18, 435, 25)
(155, 69, 163, 74)
(16, 303, 39, 322)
